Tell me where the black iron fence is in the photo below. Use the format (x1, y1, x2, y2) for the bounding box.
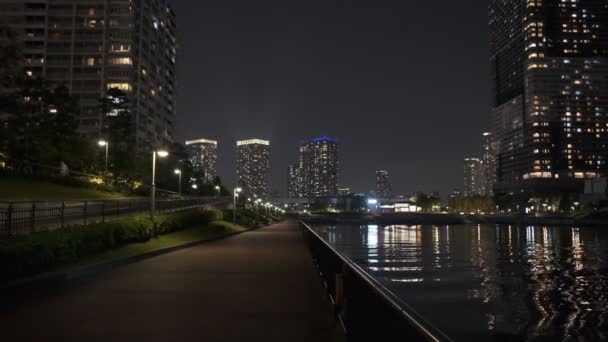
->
(300, 220, 452, 342)
(0, 197, 229, 237)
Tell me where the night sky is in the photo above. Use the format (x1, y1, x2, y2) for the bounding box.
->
(171, 0, 490, 197)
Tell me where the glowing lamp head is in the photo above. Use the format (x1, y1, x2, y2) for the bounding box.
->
(174, 169, 181, 174)
(98, 140, 108, 147)
(156, 150, 169, 158)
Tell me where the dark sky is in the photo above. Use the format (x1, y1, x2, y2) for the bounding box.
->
(171, 0, 490, 197)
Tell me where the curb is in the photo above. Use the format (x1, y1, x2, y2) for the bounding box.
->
(0, 225, 262, 293)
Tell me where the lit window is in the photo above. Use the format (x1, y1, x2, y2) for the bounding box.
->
(110, 44, 130, 53)
(86, 57, 95, 66)
(109, 57, 132, 65)
(107, 83, 132, 92)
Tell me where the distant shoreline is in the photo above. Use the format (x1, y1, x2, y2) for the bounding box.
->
(300, 212, 607, 227)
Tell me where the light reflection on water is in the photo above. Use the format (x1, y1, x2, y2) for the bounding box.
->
(311, 224, 608, 341)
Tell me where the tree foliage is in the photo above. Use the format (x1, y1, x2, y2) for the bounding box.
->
(448, 195, 494, 213)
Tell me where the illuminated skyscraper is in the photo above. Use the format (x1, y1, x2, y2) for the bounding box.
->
(287, 164, 301, 198)
(299, 137, 339, 197)
(464, 158, 485, 196)
(490, 0, 608, 196)
(0, 0, 177, 150)
(185, 138, 217, 183)
(375, 170, 393, 199)
(236, 139, 270, 198)
(482, 132, 497, 195)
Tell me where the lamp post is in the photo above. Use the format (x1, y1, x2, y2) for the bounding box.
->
(151, 150, 169, 233)
(174, 169, 182, 195)
(215, 185, 221, 197)
(255, 198, 262, 217)
(233, 187, 242, 223)
(98, 140, 108, 181)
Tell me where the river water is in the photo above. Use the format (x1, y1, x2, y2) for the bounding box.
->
(308, 224, 608, 341)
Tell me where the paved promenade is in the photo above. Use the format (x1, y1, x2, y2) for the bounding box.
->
(0, 221, 343, 341)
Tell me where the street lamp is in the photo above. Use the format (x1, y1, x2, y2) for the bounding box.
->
(215, 185, 221, 197)
(151, 149, 169, 233)
(233, 187, 242, 223)
(174, 169, 182, 195)
(98, 140, 108, 181)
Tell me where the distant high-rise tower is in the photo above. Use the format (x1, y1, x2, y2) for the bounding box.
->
(236, 139, 270, 198)
(287, 164, 301, 198)
(0, 0, 178, 150)
(490, 0, 608, 196)
(375, 170, 392, 199)
(300, 137, 339, 197)
(464, 158, 486, 196)
(482, 133, 497, 195)
(185, 139, 217, 183)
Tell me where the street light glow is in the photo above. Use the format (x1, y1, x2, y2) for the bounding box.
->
(174, 169, 181, 174)
(235, 187, 242, 193)
(98, 140, 107, 147)
(156, 150, 169, 157)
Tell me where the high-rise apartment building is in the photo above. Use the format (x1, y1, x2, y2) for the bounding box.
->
(490, 0, 608, 195)
(375, 170, 392, 199)
(185, 138, 217, 183)
(300, 137, 339, 198)
(0, 0, 177, 149)
(236, 139, 270, 199)
(464, 157, 486, 196)
(482, 132, 497, 195)
(287, 163, 301, 198)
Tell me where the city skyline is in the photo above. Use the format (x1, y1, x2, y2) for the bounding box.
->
(171, 0, 490, 196)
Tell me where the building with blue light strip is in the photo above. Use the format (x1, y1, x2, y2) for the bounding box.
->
(288, 137, 339, 198)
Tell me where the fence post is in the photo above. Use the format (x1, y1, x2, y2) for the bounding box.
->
(101, 201, 105, 223)
(7, 202, 13, 236)
(30, 201, 36, 234)
(83, 201, 88, 226)
(60, 201, 65, 228)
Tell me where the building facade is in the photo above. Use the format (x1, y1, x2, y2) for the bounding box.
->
(464, 157, 486, 196)
(490, 0, 608, 195)
(185, 138, 217, 183)
(236, 139, 270, 199)
(287, 163, 301, 198)
(375, 170, 392, 199)
(300, 137, 339, 198)
(0, 0, 177, 150)
(482, 132, 497, 195)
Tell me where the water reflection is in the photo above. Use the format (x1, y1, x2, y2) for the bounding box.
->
(311, 224, 608, 341)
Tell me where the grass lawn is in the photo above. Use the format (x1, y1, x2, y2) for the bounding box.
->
(0, 179, 128, 201)
(65, 220, 249, 270)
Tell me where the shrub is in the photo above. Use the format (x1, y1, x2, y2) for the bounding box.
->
(0, 209, 222, 281)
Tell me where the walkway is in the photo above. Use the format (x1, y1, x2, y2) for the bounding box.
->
(0, 221, 343, 341)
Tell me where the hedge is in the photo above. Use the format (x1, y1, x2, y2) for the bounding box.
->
(0, 208, 223, 281)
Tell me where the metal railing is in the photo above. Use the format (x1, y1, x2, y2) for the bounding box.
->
(300, 220, 453, 342)
(0, 197, 229, 237)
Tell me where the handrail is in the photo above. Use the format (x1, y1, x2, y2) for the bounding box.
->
(300, 220, 454, 342)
